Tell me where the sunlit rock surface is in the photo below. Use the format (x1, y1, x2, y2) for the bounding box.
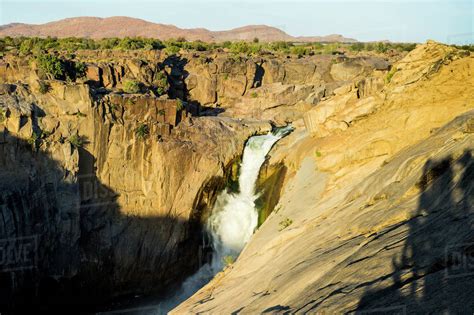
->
(173, 42, 474, 314)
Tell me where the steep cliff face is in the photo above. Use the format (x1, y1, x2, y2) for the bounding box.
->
(0, 48, 389, 124)
(173, 42, 474, 313)
(182, 53, 389, 124)
(0, 53, 271, 310)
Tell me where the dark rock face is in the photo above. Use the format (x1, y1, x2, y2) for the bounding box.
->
(0, 130, 201, 313)
(0, 133, 81, 310)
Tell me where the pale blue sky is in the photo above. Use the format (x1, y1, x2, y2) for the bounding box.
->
(0, 0, 472, 43)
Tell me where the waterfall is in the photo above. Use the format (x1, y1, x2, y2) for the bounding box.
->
(207, 125, 293, 266)
(163, 125, 293, 312)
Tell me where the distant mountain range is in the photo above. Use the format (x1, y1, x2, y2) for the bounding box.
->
(0, 17, 357, 43)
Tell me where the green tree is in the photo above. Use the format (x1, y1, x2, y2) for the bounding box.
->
(123, 80, 142, 94)
(36, 54, 65, 80)
(350, 42, 364, 52)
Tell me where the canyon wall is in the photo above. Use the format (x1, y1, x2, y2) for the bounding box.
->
(173, 42, 474, 313)
(2, 41, 470, 314)
(0, 52, 271, 310)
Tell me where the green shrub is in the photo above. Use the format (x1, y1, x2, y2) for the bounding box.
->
(386, 67, 398, 83)
(27, 132, 40, 145)
(322, 43, 342, 55)
(375, 42, 388, 53)
(0, 108, 7, 123)
(228, 41, 262, 55)
(279, 217, 293, 231)
(37, 57, 87, 81)
(153, 72, 169, 95)
(164, 45, 180, 55)
(135, 123, 149, 139)
(250, 92, 258, 98)
(311, 43, 324, 50)
(74, 61, 87, 78)
(38, 80, 51, 94)
(40, 130, 52, 139)
(182, 40, 210, 52)
(155, 86, 165, 95)
(36, 54, 65, 79)
(229, 41, 250, 54)
(0, 39, 6, 53)
(123, 80, 141, 94)
(290, 45, 308, 57)
(222, 255, 235, 266)
(68, 134, 85, 148)
(269, 41, 291, 52)
(117, 37, 146, 50)
(392, 42, 417, 52)
(455, 44, 474, 52)
(19, 38, 39, 55)
(364, 42, 375, 51)
(349, 42, 365, 52)
(158, 109, 166, 116)
(176, 99, 185, 111)
(249, 44, 262, 55)
(97, 38, 120, 49)
(1, 36, 423, 59)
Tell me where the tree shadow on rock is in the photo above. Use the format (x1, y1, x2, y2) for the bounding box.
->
(0, 131, 204, 314)
(356, 151, 474, 314)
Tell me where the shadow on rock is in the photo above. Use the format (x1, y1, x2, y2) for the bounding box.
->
(357, 151, 474, 313)
(0, 131, 204, 314)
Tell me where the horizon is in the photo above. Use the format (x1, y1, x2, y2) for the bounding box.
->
(0, 0, 472, 44)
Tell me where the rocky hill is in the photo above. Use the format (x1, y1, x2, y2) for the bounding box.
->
(0, 16, 357, 42)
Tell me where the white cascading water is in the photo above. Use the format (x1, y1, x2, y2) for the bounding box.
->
(162, 126, 293, 312)
(207, 125, 292, 265)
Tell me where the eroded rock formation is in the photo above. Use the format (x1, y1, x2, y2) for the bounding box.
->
(0, 52, 271, 310)
(173, 41, 474, 314)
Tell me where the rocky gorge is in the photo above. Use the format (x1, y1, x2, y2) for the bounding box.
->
(0, 40, 472, 313)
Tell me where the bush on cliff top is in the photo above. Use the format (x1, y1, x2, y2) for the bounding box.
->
(229, 41, 262, 55)
(74, 61, 87, 78)
(153, 71, 169, 96)
(123, 80, 142, 94)
(35, 53, 88, 81)
(36, 54, 66, 80)
(0, 36, 424, 58)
